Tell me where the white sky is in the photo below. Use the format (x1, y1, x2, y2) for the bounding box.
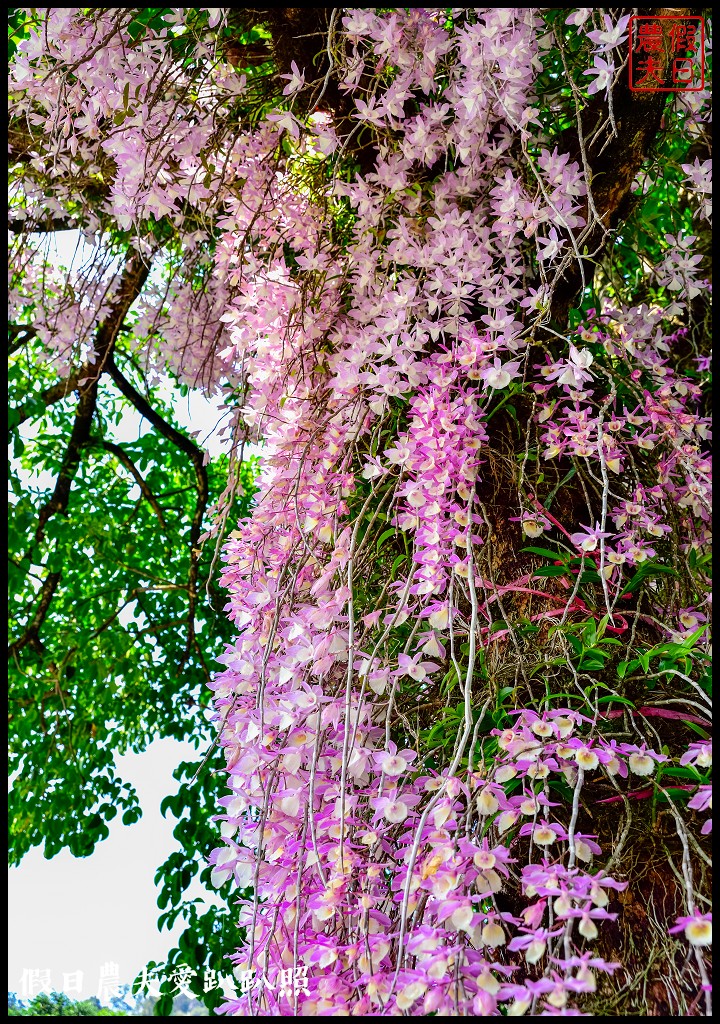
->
(8, 737, 229, 1004)
(8, 231, 251, 1007)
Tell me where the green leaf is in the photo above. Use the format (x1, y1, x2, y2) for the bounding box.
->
(617, 658, 640, 679)
(596, 694, 636, 708)
(376, 527, 398, 552)
(390, 553, 407, 579)
(517, 622, 540, 636)
(522, 546, 564, 560)
(683, 721, 711, 740)
(160, 795, 175, 817)
(620, 561, 677, 596)
(659, 765, 705, 782)
(578, 658, 607, 671)
(656, 788, 693, 804)
(545, 691, 586, 704)
(680, 624, 709, 648)
(566, 633, 583, 658)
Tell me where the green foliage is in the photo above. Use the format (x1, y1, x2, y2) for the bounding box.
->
(8, 337, 258, 863)
(617, 624, 711, 693)
(144, 751, 242, 1010)
(7, 991, 127, 1016)
(549, 617, 623, 674)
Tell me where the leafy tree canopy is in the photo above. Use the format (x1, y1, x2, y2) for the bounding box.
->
(8, 991, 128, 1016)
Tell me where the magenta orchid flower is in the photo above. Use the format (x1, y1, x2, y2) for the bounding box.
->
(480, 356, 522, 390)
(584, 55, 615, 95)
(373, 741, 417, 777)
(680, 741, 712, 769)
(569, 521, 613, 552)
(669, 910, 712, 947)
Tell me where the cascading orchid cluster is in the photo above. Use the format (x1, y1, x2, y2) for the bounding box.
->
(202, 11, 712, 1016)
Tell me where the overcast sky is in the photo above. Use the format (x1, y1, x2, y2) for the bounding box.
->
(8, 737, 228, 1004)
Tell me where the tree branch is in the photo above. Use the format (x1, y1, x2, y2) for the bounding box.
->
(33, 250, 150, 545)
(106, 356, 209, 666)
(9, 572, 61, 657)
(91, 438, 168, 531)
(8, 214, 78, 234)
(9, 250, 149, 658)
(13, 369, 85, 428)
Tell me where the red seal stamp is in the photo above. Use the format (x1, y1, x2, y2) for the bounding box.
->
(629, 15, 705, 92)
